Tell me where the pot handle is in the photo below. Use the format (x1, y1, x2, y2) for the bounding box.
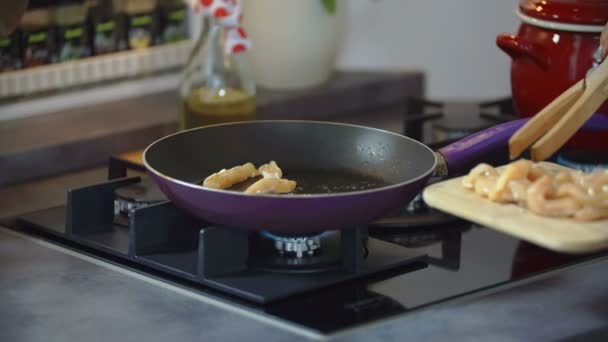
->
(496, 33, 550, 69)
(436, 119, 528, 177)
(436, 115, 607, 176)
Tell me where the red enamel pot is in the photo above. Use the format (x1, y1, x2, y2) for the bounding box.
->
(497, 0, 608, 152)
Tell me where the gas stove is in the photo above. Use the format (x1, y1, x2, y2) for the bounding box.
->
(15, 179, 601, 335)
(11, 97, 608, 336)
(16, 175, 427, 304)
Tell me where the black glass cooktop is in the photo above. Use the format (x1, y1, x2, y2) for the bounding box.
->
(12, 174, 607, 337)
(261, 224, 604, 334)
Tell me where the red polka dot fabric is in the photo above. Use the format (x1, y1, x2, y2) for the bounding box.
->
(198, 0, 252, 54)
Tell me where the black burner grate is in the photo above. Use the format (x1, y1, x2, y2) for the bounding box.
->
(17, 176, 428, 304)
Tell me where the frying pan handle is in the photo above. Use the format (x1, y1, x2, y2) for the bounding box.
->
(435, 113, 608, 177)
(436, 119, 529, 176)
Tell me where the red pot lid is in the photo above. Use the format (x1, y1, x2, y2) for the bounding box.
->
(519, 0, 608, 26)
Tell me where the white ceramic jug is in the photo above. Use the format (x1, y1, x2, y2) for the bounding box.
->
(241, 0, 338, 89)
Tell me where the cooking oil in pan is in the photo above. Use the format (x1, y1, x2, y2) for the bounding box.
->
(288, 169, 390, 194)
(202, 169, 390, 194)
(179, 87, 256, 130)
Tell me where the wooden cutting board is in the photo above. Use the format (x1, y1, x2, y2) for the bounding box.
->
(422, 163, 608, 254)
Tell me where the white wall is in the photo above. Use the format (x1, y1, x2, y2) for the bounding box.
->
(334, 0, 520, 100)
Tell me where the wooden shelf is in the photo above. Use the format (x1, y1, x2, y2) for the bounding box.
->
(0, 41, 191, 100)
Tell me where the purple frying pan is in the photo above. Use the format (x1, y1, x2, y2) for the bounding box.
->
(143, 117, 604, 234)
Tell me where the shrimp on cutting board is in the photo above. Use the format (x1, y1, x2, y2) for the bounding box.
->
(462, 163, 497, 189)
(460, 159, 608, 221)
(489, 159, 531, 202)
(525, 175, 582, 218)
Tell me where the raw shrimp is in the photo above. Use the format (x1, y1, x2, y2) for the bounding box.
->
(507, 178, 531, 204)
(474, 174, 498, 198)
(583, 170, 608, 198)
(574, 206, 608, 221)
(526, 175, 581, 218)
(489, 159, 531, 202)
(462, 163, 497, 189)
(528, 163, 555, 181)
(462, 160, 608, 221)
(556, 183, 591, 205)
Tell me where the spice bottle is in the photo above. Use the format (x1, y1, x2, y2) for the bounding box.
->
(0, 31, 22, 72)
(124, 0, 159, 49)
(20, 4, 55, 67)
(53, 0, 91, 62)
(158, 0, 188, 44)
(89, 0, 127, 55)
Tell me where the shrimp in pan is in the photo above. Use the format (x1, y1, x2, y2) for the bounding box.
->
(245, 178, 297, 195)
(202, 162, 259, 189)
(203, 161, 298, 195)
(258, 161, 283, 179)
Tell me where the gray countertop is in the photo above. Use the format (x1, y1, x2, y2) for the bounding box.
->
(2, 225, 608, 342)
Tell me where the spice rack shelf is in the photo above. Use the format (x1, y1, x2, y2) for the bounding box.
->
(0, 40, 191, 100)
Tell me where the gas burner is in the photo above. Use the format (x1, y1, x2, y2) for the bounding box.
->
(404, 97, 516, 145)
(113, 178, 167, 216)
(369, 176, 461, 230)
(261, 231, 323, 258)
(431, 109, 496, 142)
(406, 176, 444, 213)
(406, 193, 427, 213)
(252, 230, 346, 274)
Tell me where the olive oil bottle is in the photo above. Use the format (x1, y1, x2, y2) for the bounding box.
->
(180, 87, 255, 128)
(179, 7, 255, 131)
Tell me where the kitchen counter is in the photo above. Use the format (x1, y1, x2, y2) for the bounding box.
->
(1, 165, 608, 341)
(2, 225, 608, 342)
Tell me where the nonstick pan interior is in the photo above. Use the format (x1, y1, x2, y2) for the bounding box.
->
(145, 121, 436, 194)
(144, 121, 437, 232)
